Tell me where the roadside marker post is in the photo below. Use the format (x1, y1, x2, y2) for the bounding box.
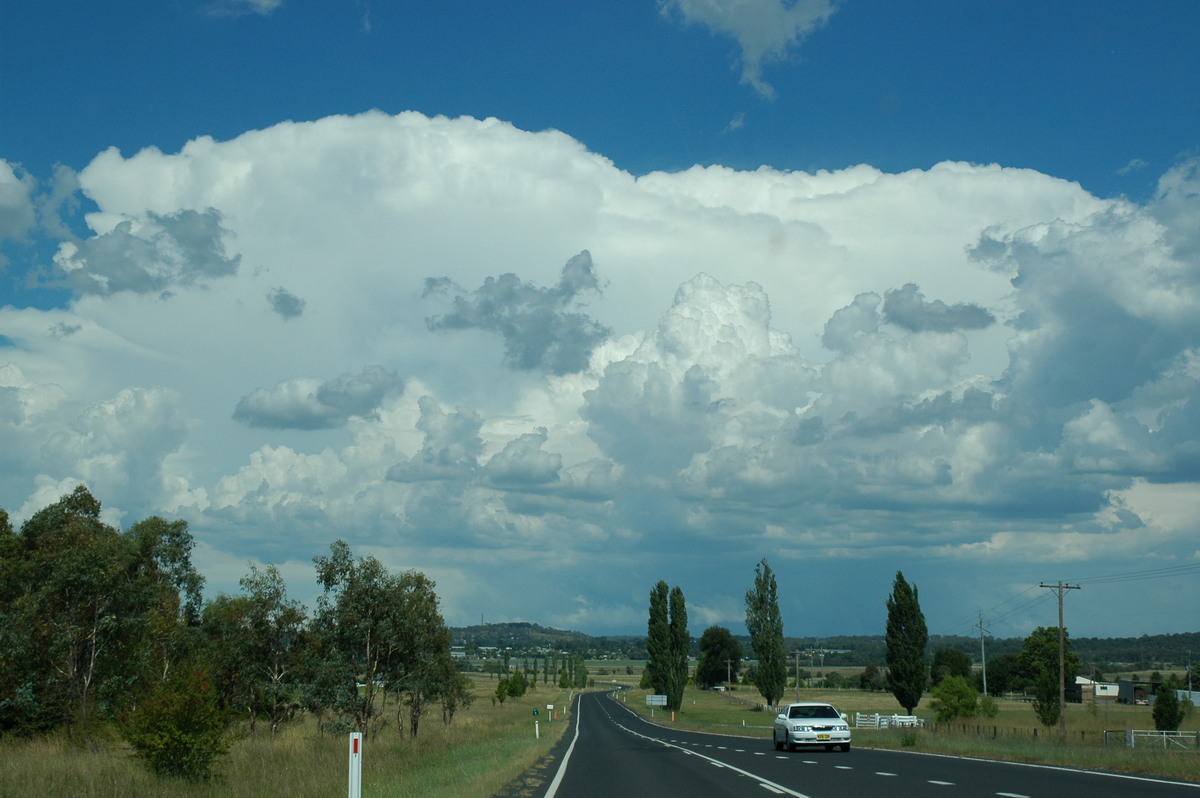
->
(348, 732, 363, 798)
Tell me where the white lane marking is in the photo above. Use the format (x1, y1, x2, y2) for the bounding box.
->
(876, 772, 898, 776)
(608, 719, 814, 797)
(996, 794, 1030, 798)
(543, 695, 583, 798)
(929, 780, 955, 786)
(834, 765, 852, 770)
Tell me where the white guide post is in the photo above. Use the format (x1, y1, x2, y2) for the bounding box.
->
(348, 732, 363, 798)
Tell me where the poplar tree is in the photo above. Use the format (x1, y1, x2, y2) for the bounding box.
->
(666, 586, 689, 712)
(645, 581, 670, 695)
(745, 558, 786, 707)
(885, 571, 928, 715)
(645, 581, 689, 711)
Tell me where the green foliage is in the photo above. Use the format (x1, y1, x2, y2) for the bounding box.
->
(930, 675, 978, 721)
(885, 571, 928, 715)
(666, 586, 689, 711)
(1032, 669, 1061, 727)
(1018, 626, 1081, 688)
(931, 648, 971, 686)
(1153, 685, 1185, 731)
(695, 626, 742, 689)
(120, 668, 229, 781)
(978, 693, 999, 718)
(495, 679, 509, 704)
(507, 669, 528, 698)
(202, 564, 307, 735)
(982, 653, 1021, 696)
(0, 487, 204, 742)
(645, 582, 669, 695)
(745, 558, 786, 707)
(858, 663, 886, 691)
(309, 540, 454, 740)
(645, 581, 689, 711)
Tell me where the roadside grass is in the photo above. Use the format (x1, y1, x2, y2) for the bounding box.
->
(616, 684, 1200, 782)
(0, 678, 574, 798)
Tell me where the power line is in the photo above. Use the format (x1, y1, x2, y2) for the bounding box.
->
(1065, 562, 1200, 586)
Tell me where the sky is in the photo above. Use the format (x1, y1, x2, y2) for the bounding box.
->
(1, 0, 1199, 642)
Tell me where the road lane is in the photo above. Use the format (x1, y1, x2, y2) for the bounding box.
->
(534, 691, 1200, 798)
(547, 691, 810, 798)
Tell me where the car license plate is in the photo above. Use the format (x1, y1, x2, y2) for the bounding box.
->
(816, 734, 830, 740)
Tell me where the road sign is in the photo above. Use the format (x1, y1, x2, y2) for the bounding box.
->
(646, 694, 668, 706)
(532, 708, 540, 716)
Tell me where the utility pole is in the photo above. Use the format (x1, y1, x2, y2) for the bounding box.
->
(793, 650, 802, 701)
(1040, 581, 1081, 738)
(725, 658, 733, 687)
(975, 612, 990, 697)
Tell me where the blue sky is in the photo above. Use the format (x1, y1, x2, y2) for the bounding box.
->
(2, 1, 1199, 642)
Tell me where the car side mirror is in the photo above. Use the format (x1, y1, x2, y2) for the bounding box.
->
(840, 713, 848, 721)
(777, 712, 787, 719)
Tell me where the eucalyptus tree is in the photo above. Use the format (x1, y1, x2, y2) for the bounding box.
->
(310, 540, 454, 739)
(202, 564, 307, 734)
(0, 487, 204, 742)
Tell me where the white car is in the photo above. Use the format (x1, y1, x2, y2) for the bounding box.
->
(772, 702, 851, 752)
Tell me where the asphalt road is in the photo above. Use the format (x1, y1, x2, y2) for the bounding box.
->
(528, 691, 1200, 798)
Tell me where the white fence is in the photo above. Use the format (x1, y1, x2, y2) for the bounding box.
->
(1106, 729, 1200, 750)
(855, 712, 925, 729)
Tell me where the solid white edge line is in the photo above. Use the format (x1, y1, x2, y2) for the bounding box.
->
(543, 694, 583, 798)
(880, 747, 1200, 790)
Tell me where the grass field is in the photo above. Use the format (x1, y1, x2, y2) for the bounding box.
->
(0, 675, 573, 798)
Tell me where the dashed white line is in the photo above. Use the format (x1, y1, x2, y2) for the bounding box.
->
(929, 780, 955, 786)
(997, 793, 1030, 798)
(876, 772, 898, 777)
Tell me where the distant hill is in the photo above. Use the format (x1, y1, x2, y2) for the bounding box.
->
(450, 622, 1200, 671)
(451, 622, 597, 653)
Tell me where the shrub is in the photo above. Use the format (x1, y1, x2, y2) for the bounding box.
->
(930, 675, 978, 721)
(120, 668, 230, 781)
(1153, 686, 1185, 732)
(1032, 670, 1061, 728)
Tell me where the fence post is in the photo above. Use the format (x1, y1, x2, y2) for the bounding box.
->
(1125, 729, 1133, 749)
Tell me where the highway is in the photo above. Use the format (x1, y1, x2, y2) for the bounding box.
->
(531, 691, 1200, 798)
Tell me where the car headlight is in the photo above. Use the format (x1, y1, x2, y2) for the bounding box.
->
(792, 724, 811, 732)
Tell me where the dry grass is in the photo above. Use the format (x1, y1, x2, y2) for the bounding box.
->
(0, 678, 574, 798)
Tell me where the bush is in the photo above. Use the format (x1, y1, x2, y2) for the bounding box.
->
(1032, 670, 1061, 728)
(930, 675, 978, 721)
(120, 668, 229, 781)
(1153, 686, 1185, 732)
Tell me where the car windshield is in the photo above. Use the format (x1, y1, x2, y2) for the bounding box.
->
(788, 705, 839, 719)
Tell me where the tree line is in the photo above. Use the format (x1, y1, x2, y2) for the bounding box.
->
(0, 486, 472, 779)
(641, 566, 1191, 734)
